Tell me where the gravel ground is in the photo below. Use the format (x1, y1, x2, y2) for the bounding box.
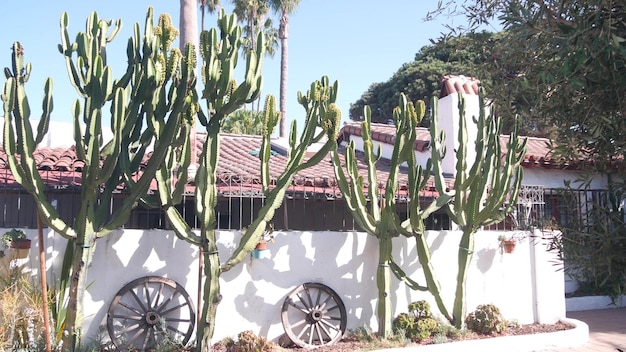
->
(275, 321, 575, 352)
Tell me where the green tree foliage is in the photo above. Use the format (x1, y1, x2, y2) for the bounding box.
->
(349, 32, 496, 125)
(349, 30, 555, 138)
(428, 0, 626, 170)
(221, 108, 264, 134)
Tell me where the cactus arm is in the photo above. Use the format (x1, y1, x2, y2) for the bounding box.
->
(34, 78, 53, 144)
(389, 259, 428, 291)
(330, 149, 377, 233)
(259, 95, 279, 193)
(360, 107, 382, 222)
(2, 44, 76, 239)
(222, 78, 343, 270)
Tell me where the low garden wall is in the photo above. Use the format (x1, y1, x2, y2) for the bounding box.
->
(7, 228, 565, 344)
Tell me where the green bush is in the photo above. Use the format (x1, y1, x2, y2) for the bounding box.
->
(227, 330, 274, 352)
(434, 321, 465, 340)
(392, 313, 414, 335)
(415, 317, 438, 341)
(548, 184, 626, 302)
(392, 301, 440, 342)
(465, 304, 507, 335)
(408, 300, 431, 320)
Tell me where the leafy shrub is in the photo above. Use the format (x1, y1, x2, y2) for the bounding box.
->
(392, 301, 440, 342)
(392, 313, 414, 335)
(408, 300, 431, 320)
(415, 317, 438, 341)
(548, 184, 626, 302)
(227, 330, 274, 352)
(465, 304, 507, 335)
(434, 321, 465, 340)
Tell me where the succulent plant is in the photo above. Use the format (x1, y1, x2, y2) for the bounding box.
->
(465, 304, 508, 335)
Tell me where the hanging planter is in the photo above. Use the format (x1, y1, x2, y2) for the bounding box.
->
(3, 229, 31, 259)
(251, 225, 276, 259)
(253, 240, 269, 259)
(498, 232, 527, 254)
(501, 240, 516, 254)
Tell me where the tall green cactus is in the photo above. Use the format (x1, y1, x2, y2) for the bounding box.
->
(430, 92, 527, 328)
(329, 93, 451, 338)
(154, 9, 341, 350)
(2, 9, 194, 350)
(330, 91, 526, 336)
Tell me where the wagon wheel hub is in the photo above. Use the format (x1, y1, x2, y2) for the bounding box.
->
(308, 308, 324, 322)
(145, 311, 160, 326)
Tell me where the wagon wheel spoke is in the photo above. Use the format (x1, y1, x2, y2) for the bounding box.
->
(287, 299, 310, 315)
(117, 323, 142, 337)
(165, 324, 187, 337)
(155, 290, 181, 314)
(160, 301, 191, 316)
(125, 325, 147, 347)
(117, 301, 145, 317)
(141, 327, 153, 351)
(129, 289, 148, 313)
(107, 276, 196, 352)
(281, 282, 347, 348)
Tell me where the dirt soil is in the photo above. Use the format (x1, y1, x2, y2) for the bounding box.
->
(281, 321, 575, 352)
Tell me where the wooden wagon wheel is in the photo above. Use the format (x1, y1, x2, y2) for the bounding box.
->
(106, 276, 196, 351)
(281, 282, 347, 348)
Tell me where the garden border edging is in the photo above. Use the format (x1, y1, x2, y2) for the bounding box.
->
(373, 318, 587, 352)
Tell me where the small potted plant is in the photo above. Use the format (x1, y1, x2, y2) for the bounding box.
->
(498, 235, 517, 253)
(2, 229, 31, 259)
(253, 225, 274, 259)
(498, 232, 529, 254)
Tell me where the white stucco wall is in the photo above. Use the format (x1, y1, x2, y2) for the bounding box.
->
(6, 227, 565, 344)
(522, 167, 609, 190)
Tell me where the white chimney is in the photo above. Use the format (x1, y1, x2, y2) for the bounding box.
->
(437, 75, 485, 176)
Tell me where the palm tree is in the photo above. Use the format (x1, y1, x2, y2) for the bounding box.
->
(268, 0, 301, 138)
(232, 0, 279, 111)
(180, 0, 199, 55)
(222, 108, 265, 134)
(232, 0, 267, 52)
(199, 0, 221, 31)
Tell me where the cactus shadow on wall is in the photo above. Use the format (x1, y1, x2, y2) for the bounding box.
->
(87, 229, 197, 339)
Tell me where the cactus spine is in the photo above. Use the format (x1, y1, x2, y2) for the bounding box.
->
(430, 92, 527, 328)
(154, 9, 340, 350)
(2, 9, 193, 350)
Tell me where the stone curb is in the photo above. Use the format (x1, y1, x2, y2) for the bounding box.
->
(373, 317, 588, 352)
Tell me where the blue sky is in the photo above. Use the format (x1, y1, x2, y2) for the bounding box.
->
(0, 1, 496, 131)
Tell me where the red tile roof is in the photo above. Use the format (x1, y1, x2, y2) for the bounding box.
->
(342, 122, 564, 169)
(0, 132, 452, 197)
(0, 114, 586, 199)
(439, 75, 480, 98)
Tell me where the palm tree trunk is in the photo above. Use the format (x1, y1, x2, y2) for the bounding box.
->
(180, 0, 199, 169)
(278, 12, 288, 138)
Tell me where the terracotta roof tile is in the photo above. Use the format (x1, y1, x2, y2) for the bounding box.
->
(0, 133, 452, 197)
(439, 75, 481, 98)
